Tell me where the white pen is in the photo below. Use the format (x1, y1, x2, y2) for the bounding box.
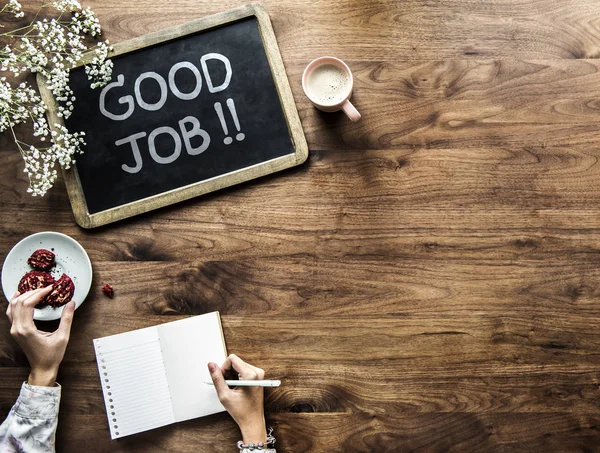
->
(204, 380, 281, 387)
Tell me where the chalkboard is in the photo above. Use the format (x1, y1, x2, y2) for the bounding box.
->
(37, 5, 308, 228)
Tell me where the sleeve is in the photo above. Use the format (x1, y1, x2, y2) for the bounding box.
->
(0, 382, 61, 453)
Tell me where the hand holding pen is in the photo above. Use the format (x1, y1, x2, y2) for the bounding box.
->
(207, 354, 273, 445)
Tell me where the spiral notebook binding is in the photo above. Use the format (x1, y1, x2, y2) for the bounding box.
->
(94, 339, 120, 437)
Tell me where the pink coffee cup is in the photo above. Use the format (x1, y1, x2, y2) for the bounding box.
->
(302, 56, 361, 122)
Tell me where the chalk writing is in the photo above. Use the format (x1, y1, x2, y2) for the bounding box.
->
(115, 117, 210, 174)
(227, 98, 245, 142)
(168, 62, 202, 100)
(214, 99, 245, 145)
(98, 53, 238, 173)
(99, 75, 134, 122)
(200, 53, 232, 93)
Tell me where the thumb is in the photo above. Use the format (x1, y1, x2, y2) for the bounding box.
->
(57, 301, 75, 337)
(208, 362, 230, 399)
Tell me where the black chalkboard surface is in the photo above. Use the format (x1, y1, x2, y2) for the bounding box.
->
(38, 5, 308, 228)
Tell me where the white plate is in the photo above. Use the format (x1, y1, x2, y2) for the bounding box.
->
(2, 232, 92, 321)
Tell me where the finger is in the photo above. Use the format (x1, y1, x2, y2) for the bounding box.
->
(208, 362, 231, 400)
(22, 286, 52, 307)
(6, 292, 18, 322)
(7, 292, 21, 325)
(12, 287, 50, 334)
(10, 291, 25, 307)
(220, 355, 232, 370)
(219, 356, 240, 380)
(247, 363, 266, 380)
(12, 302, 35, 335)
(56, 301, 75, 339)
(228, 354, 257, 380)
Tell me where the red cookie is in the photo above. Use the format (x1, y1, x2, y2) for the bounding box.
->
(43, 273, 75, 308)
(18, 271, 55, 294)
(27, 249, 55, 271)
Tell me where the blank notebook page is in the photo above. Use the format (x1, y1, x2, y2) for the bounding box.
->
(93, 326, 175, 439)
(159, 313, 227, 421)
(93, 312, 227, 439)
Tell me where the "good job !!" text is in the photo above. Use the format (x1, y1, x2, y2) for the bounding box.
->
(99, 52, 244, 174)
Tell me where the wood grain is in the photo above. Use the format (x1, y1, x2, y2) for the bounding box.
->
(1, 0, 600, 451)
(82, 0, 600, 61)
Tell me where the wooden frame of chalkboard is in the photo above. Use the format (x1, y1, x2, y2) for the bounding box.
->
(37, 4, 308, 229)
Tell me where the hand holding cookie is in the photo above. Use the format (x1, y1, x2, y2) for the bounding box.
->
(17, 249, 76, 309)
(6, 287, 75, 387)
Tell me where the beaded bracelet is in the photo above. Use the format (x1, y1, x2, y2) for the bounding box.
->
(237, 427, 276, 451)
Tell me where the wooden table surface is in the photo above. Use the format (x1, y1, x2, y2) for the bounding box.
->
(2, 1, 600, 452)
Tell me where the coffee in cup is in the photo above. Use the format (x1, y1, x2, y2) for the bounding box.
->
(302, 57, 361, 122)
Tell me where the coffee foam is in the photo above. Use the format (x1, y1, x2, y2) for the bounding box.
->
(306, 64, 351, 106)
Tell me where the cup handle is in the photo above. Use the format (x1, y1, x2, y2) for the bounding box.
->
(342, 100, 361, 122)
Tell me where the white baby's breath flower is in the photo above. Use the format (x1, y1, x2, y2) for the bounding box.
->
(1, 0, 112, 196)
(5, 0, 24, 18)
(51, 0, 81, 13)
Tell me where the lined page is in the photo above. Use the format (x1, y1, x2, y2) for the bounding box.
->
(158, 312, 227, 422)
(94, 326, 176, 439)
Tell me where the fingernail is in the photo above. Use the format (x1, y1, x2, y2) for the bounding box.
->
(208, 362, 216, 372)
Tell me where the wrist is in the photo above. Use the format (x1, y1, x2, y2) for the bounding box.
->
(28, 368, 58, 387)
(240, 418, 267, 444)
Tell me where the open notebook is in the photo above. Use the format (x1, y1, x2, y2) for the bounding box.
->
(93, 312, 227, 439)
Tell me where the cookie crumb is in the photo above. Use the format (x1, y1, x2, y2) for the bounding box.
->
(102, 284, 114, 299)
